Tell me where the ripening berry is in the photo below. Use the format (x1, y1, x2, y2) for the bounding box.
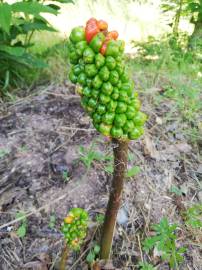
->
(68, 19, 147, 140)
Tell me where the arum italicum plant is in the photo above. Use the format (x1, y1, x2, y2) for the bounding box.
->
(68, 18, 147, 261)
(60, 208, 88, 270)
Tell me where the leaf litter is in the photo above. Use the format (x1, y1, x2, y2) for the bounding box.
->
(0, 84, 201, 269)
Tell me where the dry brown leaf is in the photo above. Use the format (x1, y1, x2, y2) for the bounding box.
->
(95, 260, 120, 270)
(164, 143, 192, 155)
(143, 134, 160, 160)
(23, 253, 50, 270)
(23, 261, 48, 270)
(93, 262, 101, 270)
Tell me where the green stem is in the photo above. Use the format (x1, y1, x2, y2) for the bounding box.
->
(25, 30, 35, 49)
(100, 138, 128, 260)
(59, 241, 69, 270)
(173, 0, 183, 35)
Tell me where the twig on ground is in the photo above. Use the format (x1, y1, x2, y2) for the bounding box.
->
(137, 234, 143, 262)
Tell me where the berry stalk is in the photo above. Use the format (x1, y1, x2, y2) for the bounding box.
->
(100, 138, 128, 259)
(59, 241, 69, 270)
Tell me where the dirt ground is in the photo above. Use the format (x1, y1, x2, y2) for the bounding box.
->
(0, 84, 201, 270)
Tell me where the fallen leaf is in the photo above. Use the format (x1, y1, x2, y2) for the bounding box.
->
(153, 246, 164, 259)
(175, 143, 192, 153)
(93, 262, 101, 270)
(164, 143, 192, 155)
(143, 134, 160, 160)
(23, 253, 50, 270)
(96, 260, 120, 270)
(156, 116, 163, 125)
(197, 164, 202, 174)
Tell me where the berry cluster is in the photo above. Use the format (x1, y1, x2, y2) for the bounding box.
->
(61, 208, 88, 250)
(68, 18, 147, 140)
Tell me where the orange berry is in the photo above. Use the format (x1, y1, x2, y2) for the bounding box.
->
(98, 20, 108, 31)
(64, 215, 74, 224)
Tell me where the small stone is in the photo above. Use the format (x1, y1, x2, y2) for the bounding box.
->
(117, 207, 129, 225)
(197, 191, 202, 201)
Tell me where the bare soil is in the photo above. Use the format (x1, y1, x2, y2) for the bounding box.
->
(0, 84, 201, 270)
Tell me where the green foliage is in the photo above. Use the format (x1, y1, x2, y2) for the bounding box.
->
(49, 214, 56, 229)
(143, 218, 186, 269)
(163, 83, 201, 123)
(138, 262, 156, 270)
(16, 211, 27, 238)
(95, 213, 105, 224)
(0, 0, 72, 93)
(185, 203, 202, 228)
(169, 185, 183, 196)
(62, 170, 70, 182)
(79, 143, 112, 169)
(161, 0, 202, 33)
(132, 33, 188, 62)
(86, 244, 100, 264)
(79, 145, 105, 169)
(130, 32, 201, 142)
(127, 165, 141, 177)
(0, 3, 12, 34)
(104, 163, 113, 174)
(0, 148, 10, 159)
(104, 153, 140, 177)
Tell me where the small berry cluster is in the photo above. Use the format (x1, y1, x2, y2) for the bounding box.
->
(61, 208, 88, 250)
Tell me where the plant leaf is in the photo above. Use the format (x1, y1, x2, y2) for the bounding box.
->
(93, 244, 100, 254)
(127, 166, 141, 177)
(47, 4, 61, 11)
(169, 185, 183, 196)
(53, 0, 74, 3)
(104, 164, 113, 174)
(86, 251, 95, 263)
(11, 2, 58, 16)
(0, 3, 12, 34)
(0, 45, 25, 56)
(17, 225, 26, 238)
(21, 21, 56, 33)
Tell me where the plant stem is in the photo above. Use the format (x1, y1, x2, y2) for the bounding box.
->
(59, 241, 69, 270)
(100, 138, 128, 260)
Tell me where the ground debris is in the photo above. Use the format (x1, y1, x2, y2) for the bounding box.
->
(0, 84, 201, 269)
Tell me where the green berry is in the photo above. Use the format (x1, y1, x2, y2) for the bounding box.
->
(109, 70, 119, 85)
(107, 100, 117, 112)
(123, 120, 134, 132)
(102, 112, 115, 125)
(99, 66, 110, 81)
(118, 90, 129, 103)
(111, 87, 119, 100)
(91, 89, 99, 99)
(88, 98, 97, 109)
(83, 87, 91, 97)
(111, 126, 123, 138)
(93, 113, 102, 124)
(77, 73, 87, 86)
(97, 104, 106, 115)
(105, 56, 116, 70)
(116, 101, 127, 113)
(69, 71, 77, 84)
(133, 112, 147, 126)
(99, 93, 111, 104)
(92, 75, 102, 89)
(126, 106, 136, 119)
(99, 123, 111, 136)
(128, 127, 144, 140)
(114, 114, 127, 127)
(102, 82, 113, 95)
